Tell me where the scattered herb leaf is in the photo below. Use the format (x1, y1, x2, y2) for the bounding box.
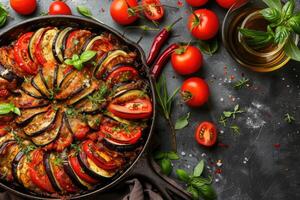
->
(0, 4, 8, 28)
(175, 112, 190, 130)
(233, 78, 250, 89)
(193, 38, 219, 56)
(153, 151, 180, 176)
(230, 125, 240, 135)
(193, 160, 205, 177)
(284, 113, 295, 123)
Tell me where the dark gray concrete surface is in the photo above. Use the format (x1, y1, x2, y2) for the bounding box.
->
(0, 0, 299, 199)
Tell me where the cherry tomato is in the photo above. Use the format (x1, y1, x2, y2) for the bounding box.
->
(185, 0, 208, 7)
(187, 9, 219, 40)
(171, 45, 203, 75)
(106, 66, 139, 87)
(14, 32, 38, 75)
(110, 0, 139, 25)
(10, 0, 37, 15)
(48, 1, 72, 15)
(195, 121, 217, 147)
(216, 0, 238, 9)
(142, 0, 164, 21)
(0, 125, 8, 137)
(181, 77, 209, 107)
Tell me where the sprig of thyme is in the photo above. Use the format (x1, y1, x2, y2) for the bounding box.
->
(233, 78, 250, 89)
(284, 113, 295, 123)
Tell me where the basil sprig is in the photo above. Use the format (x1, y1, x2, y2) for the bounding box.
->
(65, 50, 96, 70)
(0, 3, 8, 28)
(153, 151, 180, 175)
(176, 160, 217, 200)
(0, 103, 21, 116)
(239, 0, 300, 61)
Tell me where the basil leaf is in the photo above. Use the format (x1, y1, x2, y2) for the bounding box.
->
(239, 28, 273, 48)
(12, 107, 21, 116)
(198, 184, 217, 200)
(193, 160, 204, 177)
(223, 111, 232, 118)
(187, 186, 199, 200)
(193, 39, 218, 56)
(175, 112, 190, 130)
(153, 151, 166, 160)
(262, 0, 282, 11)
(160, 158, 172, 175)
(0, 103, 20, 116)
(282, 0, 295, 20)
(234, 104, 240, 112)
(284, 36, 300, 61)
(190, 177, 209, 189)
(176, 169, 190, 182)
(64, 59, 74, 66)
(260, 8, 281, 23)
(0, 4, 8, 28)
(80, 50, 96, 63)
(72, 54, 80, 61)
(274, 26, 290, 44)
(166, 152, 180, 160)
(73, 60, 84, 70)
(288, 13, 300, 34)
(77, 6, 92, 18)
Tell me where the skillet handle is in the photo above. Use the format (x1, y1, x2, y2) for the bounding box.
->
(129, 154, 192, 200)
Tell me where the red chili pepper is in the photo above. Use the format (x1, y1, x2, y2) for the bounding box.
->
(146, 17, 183, 66)
(151, 43, 179, 79)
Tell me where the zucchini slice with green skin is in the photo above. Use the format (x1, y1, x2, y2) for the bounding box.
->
(56, 64, 74, 88)
(23, 108, 58, 136)
(41, 63, 58, 93)
(39, 28, 60, 64)
(66, 80, 98, 105)
(16, 105, 50, 125)
(55, 71, 85, 100)
(21, 79, 43, 99)
(32, 70, 51, 98)
(13, 90, 49, 109)
(31, 110, 62, 146)
(53, 27, 74, 64)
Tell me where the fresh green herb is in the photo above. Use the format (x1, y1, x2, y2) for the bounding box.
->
(22, 145, 36, 156)
(284, 113, 295, 123)
(0, 3, 8, 28)
(88, 84, 108, 104)
(230, 125, 240, 135)
(154, 75, 179, 151)
(153, 151, 180, 176)
(175, 112, 190, 130)
(218, 115, 227, 127)
(192, 38, 219, 56)
(11, 130, 23, 146)
(233, 78, 250, 89)
(176, 160, 217, 200)
(223, 104, 244, 119)
(66, 107, 77, 117)
(64, 50, 96, 70)
(53, 156, 63, 166)
(239, 0, 300, 61)
(39, 11, 48, 16)
(70, 143, 81, 156)
(77, 6, 104, 24)
(0, 103, 21, 116)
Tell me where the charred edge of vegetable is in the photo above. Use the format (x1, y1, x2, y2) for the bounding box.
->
(53, 27, 74, 64)
(81, 33, 97, 54)
(52, 31, 61, 64)
(0, 140, 16, 154)
(101, 63, 131, 81)
(0, 64, 19, 82)
(12, 151, 24, 185)
(93, 52, 108, 79)
(62, 29, 77, 59)
(102, 138, 142, 152)
(21, 84, 43, 99)
(43, 153, 61, 192)
(31, 70, 49, 97)
(16, 106, 50, 126)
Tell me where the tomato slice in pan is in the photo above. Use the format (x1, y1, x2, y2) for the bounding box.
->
(82, 140, 118, 170)
(0, 125, 8, 137)
(14, 32, 38, 75)
(64, 30, 92, 58)
(142, 0, 164, 21)
(69, 155, 98, 184)
(195, 121, 217, 147)
(28, 149, 55, 193)
(106, 66, 139, 86)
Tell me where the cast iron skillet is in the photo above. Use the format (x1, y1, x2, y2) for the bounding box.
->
(0, 16, 192, 200)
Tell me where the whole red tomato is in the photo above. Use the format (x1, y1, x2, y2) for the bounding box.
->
(171, 45, 203, 75)
(142, 0, 164, 21)
(110, 0, 139, 25)
(181, 77, 209, 107)
(186, 0, 208, 7)
(187, 9, 219, 40)
(10, 0, 37, 15)
(195, 121, 217, 147)
(49, 1, 72, 15)
(216, 0, 238, 9)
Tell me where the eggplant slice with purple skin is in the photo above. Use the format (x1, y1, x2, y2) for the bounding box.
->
(38, 28, 60, 64)
(32, 69, 51, 98)
(53, 27, 74, 64)
(15, 105, 50, 125)
(66, 80, 98, 105)
(41, 63, 58, 93)
(31, 109, 62, 146)
(13, 90, 49, 109)
(56, 64, 74, 88)
(0, 133, 14, 147)
(21, 79, 44, 99)
(23, 108, 58, 137)
(64, 113, 89, 136)
(0, 64, 20, 83)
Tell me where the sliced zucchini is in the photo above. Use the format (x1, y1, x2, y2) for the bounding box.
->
(39, 28, 60, 64)
(32, 70, 51, 98)
(31, 110, 62, 146)
(82, 35, 103, 51)
(16, 105, 50, 125)
(13, 90, 49, 109)
(21, 79, 43, 99)
(53, 27, 73, 63)
(66, 80, 98, 105)
(23, 108, 57, 136)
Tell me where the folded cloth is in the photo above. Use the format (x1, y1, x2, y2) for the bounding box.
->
(0, 178, 163, 200)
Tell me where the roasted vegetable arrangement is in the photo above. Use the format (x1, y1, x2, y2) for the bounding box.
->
(0, 27, 153, 196)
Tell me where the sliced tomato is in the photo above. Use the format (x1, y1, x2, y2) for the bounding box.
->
(0, 125, 8, 137)
(195, 121, 217, 147)
(142, 0, 164, 21)
(28, 149, 55, 193)
(64, 30, 92, 59)
(53, 120, 73, 152)
(82, 140, 118, 170)
(106, 66, 139, 86)
(14, 32, 38, 75)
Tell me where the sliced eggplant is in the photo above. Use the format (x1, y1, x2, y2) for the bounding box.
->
(0, 140, 15, 155)
(0, 142, 20, 182)
(13, 90, 49, 109)
(32, 70, 51, 98)
(0, 132, 14, 147)
(39, 28, 60, 64)
(65, 114, 89, 136)
(55, 71, 85, 100)
(64, 30, 92, 59)
(103, 138, 141, 152)
(66, 80, 98, 105)
(21, 79, 43, 99)
(31, 110, 62, 146)
(12, 151, 24, 185)
(74, 98, 104, 113)
(23, 108, 57, 136)
(86, 114, 103, 130)
(41, 63, 58, 92)
(0, 46, 26, 77)
(53, 113, 73, 152)
(16, 105, 50, 125)
(104, 111, 132, 125)
(53, 27, 73, 63)
(28, 27, 48, 62)
(112, 89, 150, 104)
(56, 64, 74, 88)
(0, 64, 19, 82)
(112, 80, 146, 98)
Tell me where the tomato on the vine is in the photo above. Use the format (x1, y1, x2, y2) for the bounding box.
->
(142, 0, 164, 21)
(185, 0, 208, 7)
(216, 0, 238, 9)
(195, 121, 217, 147)
(187, 9, 219, 40)
(10, 0, 37, 15)
(171, 45, 203, 75)
(181, 77, 209, 107)
(49, 1, 72, 15)
(110, 0, 139, 25)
